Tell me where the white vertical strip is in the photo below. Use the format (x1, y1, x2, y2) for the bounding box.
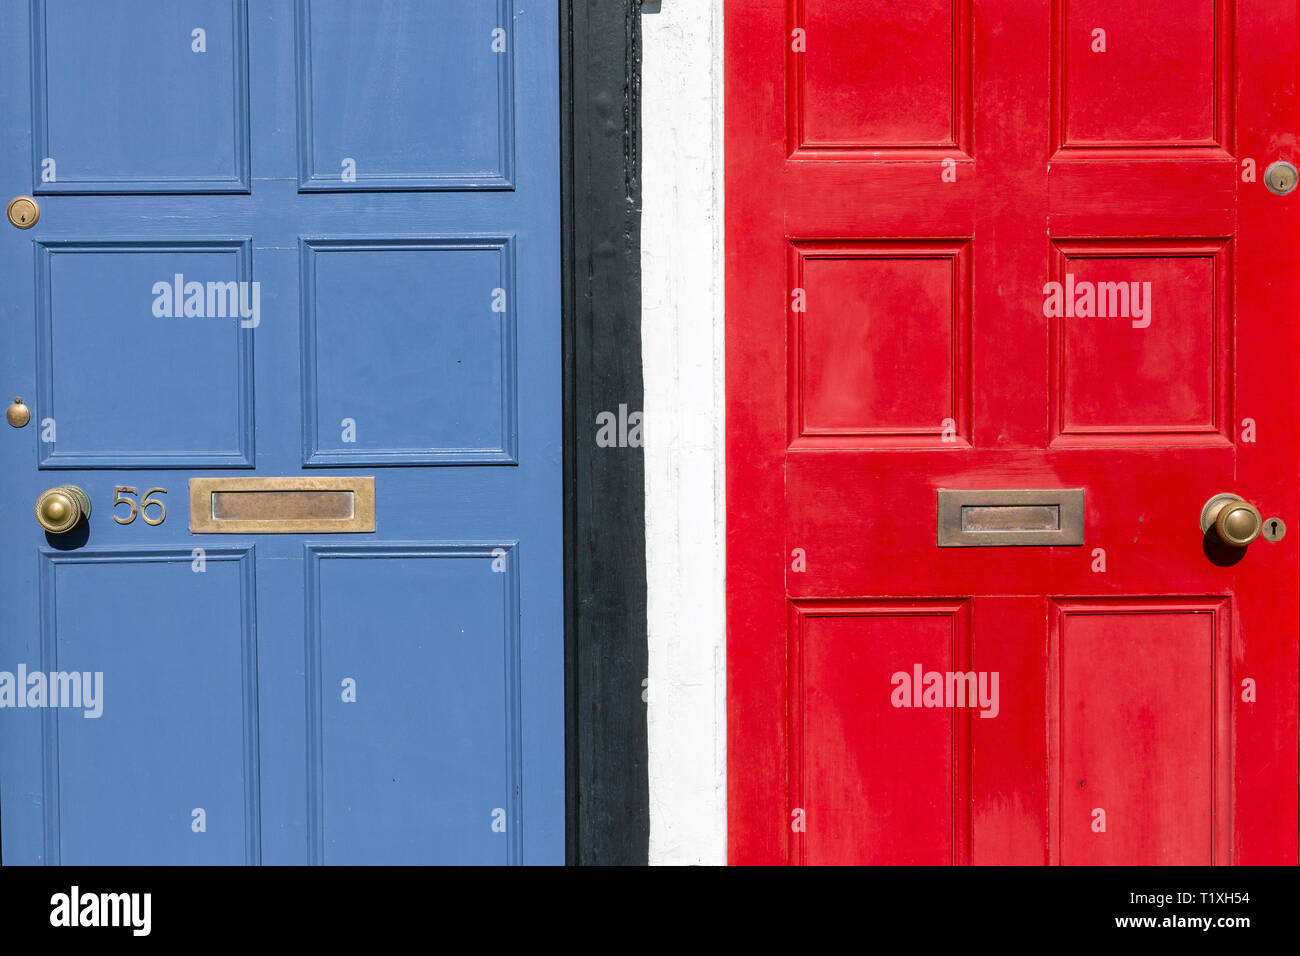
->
(641, 0, 727, 865)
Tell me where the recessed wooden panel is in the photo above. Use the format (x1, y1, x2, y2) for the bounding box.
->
(40, 548, 259, 864)
(788, 0, 972, 157)
(1052, 0, 1233, 155)
(33, 0, 250, 193)
(790, 241, 970, 447)
(789, 600, 971, 865)
(1049, 600, 1231, 865)
(1049, 240, 1231, 445)
(306, 545, 521, 864)
(300, 238, 516, 465)
(36, 241, 255, 468)
(296, 0, 514, 189)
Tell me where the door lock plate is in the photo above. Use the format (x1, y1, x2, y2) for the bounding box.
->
(6, 196, 38, 229)
(1265, 160, 1298, 196)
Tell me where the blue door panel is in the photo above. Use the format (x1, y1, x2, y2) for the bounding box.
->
(34, 0, 251, 193)
(42, 548, 259, 865)
(308, 546, 518, 865)
(302, 238, 514, 465)
(37, 240, 255, 467)
(0, 0, 563, 865)
(297, 0, 513, 189)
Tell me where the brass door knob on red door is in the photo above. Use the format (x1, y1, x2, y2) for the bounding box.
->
(1201, 494, 1263, 547)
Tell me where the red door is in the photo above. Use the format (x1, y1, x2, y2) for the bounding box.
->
(727, 0, 1298, 865)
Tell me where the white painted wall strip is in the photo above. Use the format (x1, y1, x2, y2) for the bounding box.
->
(641, 0, 727, 865)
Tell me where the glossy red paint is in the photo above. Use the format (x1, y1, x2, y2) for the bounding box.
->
(726, 0, 1299, 865)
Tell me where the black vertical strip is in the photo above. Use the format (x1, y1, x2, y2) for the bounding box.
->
(561, 0, 649, 864)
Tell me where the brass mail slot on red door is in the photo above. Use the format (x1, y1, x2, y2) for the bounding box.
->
(937, 488, 1084, 547)
(189, 477, 375, 533)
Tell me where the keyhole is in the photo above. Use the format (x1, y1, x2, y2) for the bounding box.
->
(1270, 520, 1278, 535)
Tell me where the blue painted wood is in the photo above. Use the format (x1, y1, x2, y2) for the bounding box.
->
(300, 237, 518, 465)
(39, 547, 261, 865)
(305, 544, 522, 865)
(32, 0, 252, 193)
(35, 239, 257, 468)
(295, 0, 515, 190)
(0, 0, 563, 865)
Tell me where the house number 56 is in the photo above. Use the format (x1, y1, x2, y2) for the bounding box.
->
(113, 486, 167, 526)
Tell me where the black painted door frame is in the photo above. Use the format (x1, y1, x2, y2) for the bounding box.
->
(561, 0, 649, 865)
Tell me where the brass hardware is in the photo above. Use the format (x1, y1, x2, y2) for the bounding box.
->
(6, 196, 39, 229)
(1262, 517, 1287, 543)
(5, 397, 30, 427)
(189, 476, 375, 533)
(1200, 493, 1263, 547)
(1265, 161, 1298, 196)
(35, 484, 91, 534)
(113, 485, 167, 526)
(938, 489, 1085, 547)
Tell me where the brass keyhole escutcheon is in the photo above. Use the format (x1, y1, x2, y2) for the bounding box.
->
(35, 485, 91, 534)
(5, 397, 30, 427)
(6, 195, 39, 229)
(1200, 493, 1263, 547)
(1264, 161, 1298, 196)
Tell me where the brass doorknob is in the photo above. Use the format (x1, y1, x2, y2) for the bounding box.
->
(1200, 493, 1262, 547)
(35, 485, 91, 533)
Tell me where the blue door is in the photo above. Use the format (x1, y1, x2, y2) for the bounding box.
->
(0, 0, 563, 864)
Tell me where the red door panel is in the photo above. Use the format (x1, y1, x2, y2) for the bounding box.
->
(790, 241, 971, 446)
(792, 0, 970, 153)
(1049, 241, 1231, 441)
(790, 601, 971, 865)
(1056, 0, 1229, 150)
(727, 0, 1298, 865)
(1049, 600, 1231, 866)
